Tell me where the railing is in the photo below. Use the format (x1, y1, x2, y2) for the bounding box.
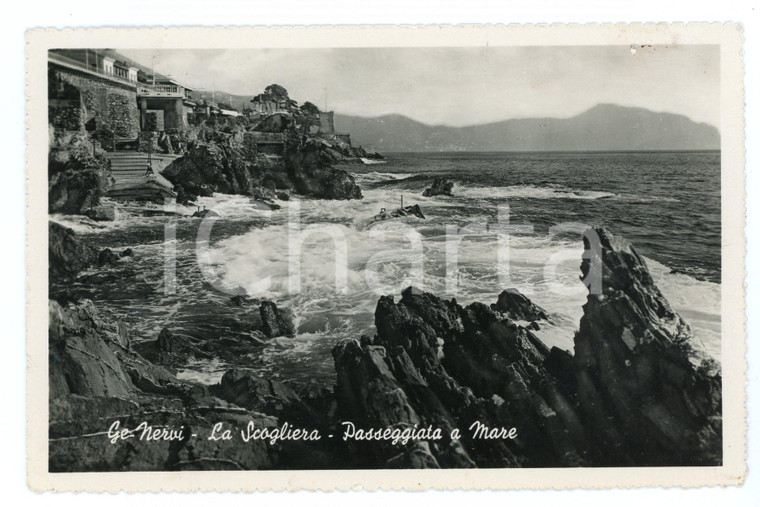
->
(137, 84, 184, 97)
(248, 132, 286, 144)
(48, 53, 137, 88)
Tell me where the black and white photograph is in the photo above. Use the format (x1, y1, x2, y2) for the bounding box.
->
(26, 23, 747, 491)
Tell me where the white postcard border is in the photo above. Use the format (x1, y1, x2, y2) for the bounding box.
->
(26, 23, 746, 491)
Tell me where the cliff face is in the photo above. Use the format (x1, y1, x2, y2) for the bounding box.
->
(48, 131, 110, 214)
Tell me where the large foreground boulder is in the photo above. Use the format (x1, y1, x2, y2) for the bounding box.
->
(570, 228, 722, 466)
(331, 228, 722, 468)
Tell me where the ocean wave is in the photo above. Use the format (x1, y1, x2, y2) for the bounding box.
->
(644, 256, 721, 359)
(354, 171, 415, 184)
(455, 184, 617, 201)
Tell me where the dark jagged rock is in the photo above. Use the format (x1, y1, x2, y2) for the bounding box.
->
(48, 299, 330, 472)
(333, 287, 576, 468)
(192, 209, 221, 218)
(48, 132, 109, 215)
(162, 141, 274, 204)
(50, 222, 132, 283)
(491, 289, 549, 322)
(259, 300, 296, 338)
(163, 134, 363, 203)
(97, 248, 120, 266)
(212, 369, 327, 428)
(331, 227, 722, 468)
(49, 221, 98, 281)
(369, 204, 426, 225)
(572, 227, 722, 466)
(422, 177, 454, 197)
(230, 295, 249, 307)
(284, 138, 363, 200)
(215, 369, 300, 413)
(84, 204, 116, 221)
(120, 248, 133, 258)
(156, 328, 193, 353)
(49, 299, 180, 399)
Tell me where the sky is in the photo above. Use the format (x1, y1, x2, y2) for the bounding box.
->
(120, 46, 720, 129)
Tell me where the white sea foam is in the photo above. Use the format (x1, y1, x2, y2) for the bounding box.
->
(355, 171, 415, 184)
(455, 184, 617, 201)
(644, 256, 721, 360)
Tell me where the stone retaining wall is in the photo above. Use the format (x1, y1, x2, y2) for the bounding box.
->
(50, 66, 140, 138)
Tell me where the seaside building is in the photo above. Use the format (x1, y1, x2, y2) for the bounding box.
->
(317, 111, 352, 145)
(48, 49, 194, 202)
(48, 48, 195, 138)
(137, 76, 195, 132)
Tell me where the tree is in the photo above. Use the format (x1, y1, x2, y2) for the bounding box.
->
(264, 84, 289, 99)
(301, 101, 321, 115)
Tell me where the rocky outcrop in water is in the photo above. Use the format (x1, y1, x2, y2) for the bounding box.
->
(161, 140, 275, 204)
(284, 138, 363, 200)
(259, 300, 296, 338)
(369, 204, 426, 225)
(422, 177, 454, 197)
(330, 228, 722, 468)
(162, 134, 363, 204)
(48, 221, 99, 282)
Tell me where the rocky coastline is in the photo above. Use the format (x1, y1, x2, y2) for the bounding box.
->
(48, 223, 722, 471)
(48, 84, 374, 216)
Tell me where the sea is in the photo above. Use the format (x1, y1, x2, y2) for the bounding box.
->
(52, 151, 722, 386)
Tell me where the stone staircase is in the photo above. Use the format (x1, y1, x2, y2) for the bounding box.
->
(108, 152, 153, 187)
(104, 151, 178, 202)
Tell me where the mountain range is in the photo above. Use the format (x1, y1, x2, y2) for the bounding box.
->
(333, 104, 720, 152)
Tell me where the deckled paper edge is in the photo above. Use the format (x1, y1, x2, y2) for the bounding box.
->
(25, 22, 747, 492)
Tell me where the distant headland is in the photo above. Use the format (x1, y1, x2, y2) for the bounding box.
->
(334, 104, 720, 152)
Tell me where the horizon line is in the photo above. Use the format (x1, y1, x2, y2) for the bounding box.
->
(334, 104, 721, 131)
(373, 149, 721, 154)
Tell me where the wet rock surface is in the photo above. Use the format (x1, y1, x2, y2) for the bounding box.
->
(161, 140, 276, 204)
(284, 138, 363, 200)
(370, 204, 426, 225)
(422, 177, 455, 197)
(259, 300, 296, 338)
(48, 298, 333, 472)
(491, 289, 549, 322)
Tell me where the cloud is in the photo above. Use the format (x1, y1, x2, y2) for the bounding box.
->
(120, 46, 719, 129)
